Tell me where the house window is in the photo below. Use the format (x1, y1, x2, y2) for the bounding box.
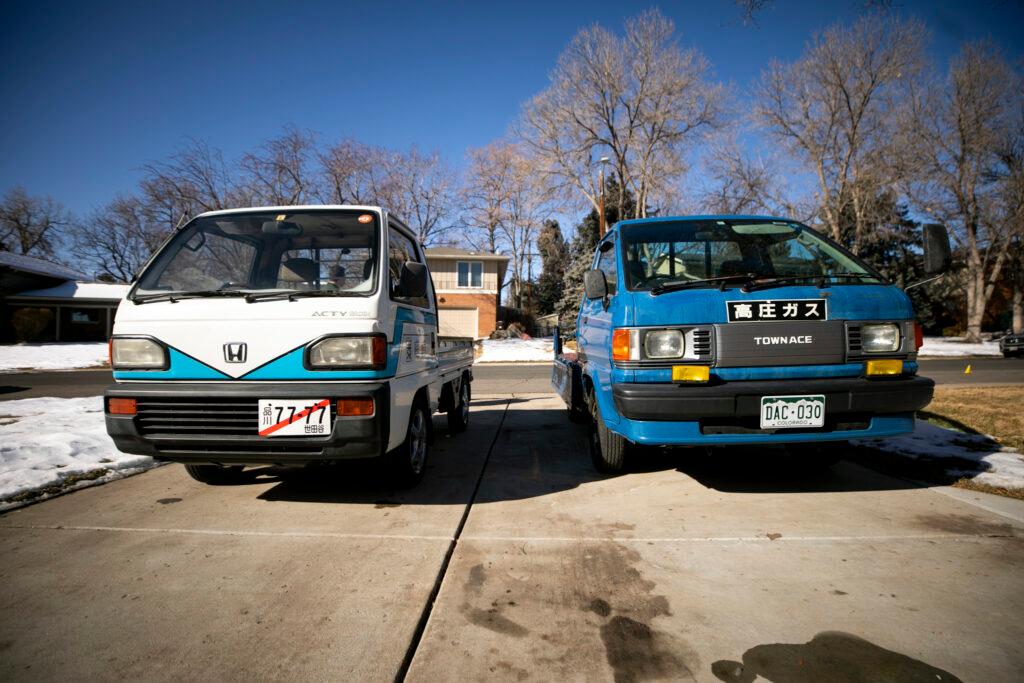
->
(457, 261, 483, 288)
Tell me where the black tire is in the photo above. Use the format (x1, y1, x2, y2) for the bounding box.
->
(1004, 351, 1012, 359)
(784, 442, 844, 470)
(589, 400, 628, 473)
(387, 400, 430, 487)
(183, 464, 245, 485)
(446, 378, 470, 433)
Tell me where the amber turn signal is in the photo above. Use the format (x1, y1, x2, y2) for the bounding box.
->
(107, 397, 137, 415)
(337, 398, 374, 416)
(866, 359, 903, 377)
(611, 329, 631, 361)
(672, 365, 710, 383)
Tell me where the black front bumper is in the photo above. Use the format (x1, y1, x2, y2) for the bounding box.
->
(612, 375, 935, 422)
(105, 382, 390, 466)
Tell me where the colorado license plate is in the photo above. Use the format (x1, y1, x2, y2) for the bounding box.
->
(258, 399, 331, 437)
(759, 395, 825, 429)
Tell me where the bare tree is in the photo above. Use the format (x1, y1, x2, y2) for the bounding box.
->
(70, 195, 170, 282)
(700, 143, 785, 215)
(518, 9, 724, 220)
(140, 139, 239, 229)
(0, 186, 70, 258)
(318, 138, 383, 205)
(241, 127, 319, 205)
(462, 142, 517, 253)
(909, 42, 1023, 341)
(755, 13, 924, 253)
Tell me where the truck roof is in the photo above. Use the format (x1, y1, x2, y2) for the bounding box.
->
(195, 204, 384, 218)
(614, 214, 793, 229)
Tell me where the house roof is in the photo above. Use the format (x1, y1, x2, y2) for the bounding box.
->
(8, 281, 129, 302)
(424, 247, 509, 262)
(0, 251, 87, 280)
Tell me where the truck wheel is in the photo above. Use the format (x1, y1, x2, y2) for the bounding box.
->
(590, 402, 628, 473)
(183, 464, 245, 485)
(784, 443, 843, 470)
(567, 402, 589, 423)
(447, 379, 470, 433)
(388, 401, 429, 487)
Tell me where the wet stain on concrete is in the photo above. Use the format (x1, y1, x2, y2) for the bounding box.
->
(831, 589, 848, 596)
(711, 631, 964, 682)
(601, 615, 695, 682)
(766, 532, 782, 541)
(156, 498, 182, 505)
(373, 500, 401, 509)
(587, 598, 612, 617)
(466, 563, 486, 592)
(915, 513, 1016, 537)
(466, 607, 530, 638)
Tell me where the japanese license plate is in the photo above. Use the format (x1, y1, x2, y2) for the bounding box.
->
(258, 399, 331, 437)
(759, 395, 825, 429)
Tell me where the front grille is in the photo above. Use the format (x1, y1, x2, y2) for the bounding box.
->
(692, 329, 712, 357)
(135, 397, 335, 438)
(847, 324, 862, 354)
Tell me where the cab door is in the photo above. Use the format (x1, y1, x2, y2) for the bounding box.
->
(578, 237, 620, 394)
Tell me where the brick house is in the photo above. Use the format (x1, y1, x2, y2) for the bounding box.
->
(424, 247, 509, 339)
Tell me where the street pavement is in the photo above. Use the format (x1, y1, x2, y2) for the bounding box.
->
(1, 356, 1022, 401)
(1, 393, 1021, 681)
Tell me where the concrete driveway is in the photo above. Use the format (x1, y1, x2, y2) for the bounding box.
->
(1, 394, 1022, 681)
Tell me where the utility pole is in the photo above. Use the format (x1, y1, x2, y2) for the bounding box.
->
(598, 156, 610, 235)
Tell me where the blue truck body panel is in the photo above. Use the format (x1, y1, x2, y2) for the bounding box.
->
(555, 215, 936, 453)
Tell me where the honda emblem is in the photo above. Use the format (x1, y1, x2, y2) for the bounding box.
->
(224, 342, 247, 363)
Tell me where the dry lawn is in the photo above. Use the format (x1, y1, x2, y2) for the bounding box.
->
(919, 386, 1024, 499)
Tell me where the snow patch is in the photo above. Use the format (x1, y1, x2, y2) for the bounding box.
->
(0, 342, 110, 373)
(864, 420, 1024, 490)
(918, 337, 1001, 357)
(475, 337, 553, 363)
(0, 396, 159, 510)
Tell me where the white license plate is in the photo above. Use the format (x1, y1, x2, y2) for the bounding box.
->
(759, 394, 825, 429)
(258, 399, 331, 437)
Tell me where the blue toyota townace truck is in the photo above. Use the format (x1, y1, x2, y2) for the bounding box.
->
(553, 215, 951, 472)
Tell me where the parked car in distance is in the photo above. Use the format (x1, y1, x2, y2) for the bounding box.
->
(999, 332, 1024, 358)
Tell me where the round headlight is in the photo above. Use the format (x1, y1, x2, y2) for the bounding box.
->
(643, 329, 684, 359)
(861, 323, 900, 353)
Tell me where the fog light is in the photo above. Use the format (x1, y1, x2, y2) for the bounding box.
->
(337, 398, 374, 416)
(672, 365, 710, 383)
(866, 360, 903, 376)
(107, 397, 137, 415)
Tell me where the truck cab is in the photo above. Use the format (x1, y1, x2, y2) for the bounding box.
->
(554, 215, 949, 472)
(104, 206, 473, 486)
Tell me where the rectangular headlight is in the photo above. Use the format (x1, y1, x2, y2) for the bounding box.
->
(644, 329, 685, 359)
(110, 337, 166, 369)
(861, 323, 900, 353)
(307, 336, 386, 369)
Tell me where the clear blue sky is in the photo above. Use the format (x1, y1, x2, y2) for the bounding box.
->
(3, 0, 1022, 218)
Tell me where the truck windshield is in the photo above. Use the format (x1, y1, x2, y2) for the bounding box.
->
(132, 210, 379, 301)
(621, 220, 881, 291)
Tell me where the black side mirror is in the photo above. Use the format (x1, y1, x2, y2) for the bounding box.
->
(923, 224, 952, 275)
(399, 261, 429, 298)
(584, 269, 608, 300)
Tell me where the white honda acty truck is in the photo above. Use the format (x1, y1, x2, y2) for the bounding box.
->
(103, 206, 474, 486)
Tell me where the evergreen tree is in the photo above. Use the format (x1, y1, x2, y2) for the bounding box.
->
(556, 179, 637, 334)
(535, 220, 568, 315)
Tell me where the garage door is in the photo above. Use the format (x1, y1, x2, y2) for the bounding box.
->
(438, 308, 478, 338)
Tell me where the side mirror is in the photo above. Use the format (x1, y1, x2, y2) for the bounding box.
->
(584, 269, 608, 300)
(398, 261, 429, 299)
(923, 224, 951, 275)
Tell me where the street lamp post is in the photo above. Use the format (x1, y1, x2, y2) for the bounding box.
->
(598, 156, 610, 235)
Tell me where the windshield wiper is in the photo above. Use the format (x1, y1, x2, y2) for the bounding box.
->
(650, 274, 758, 296)
(132, 290, 248, 304)
(244, 290, 350, 303)
(742, 273, 879, 292)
